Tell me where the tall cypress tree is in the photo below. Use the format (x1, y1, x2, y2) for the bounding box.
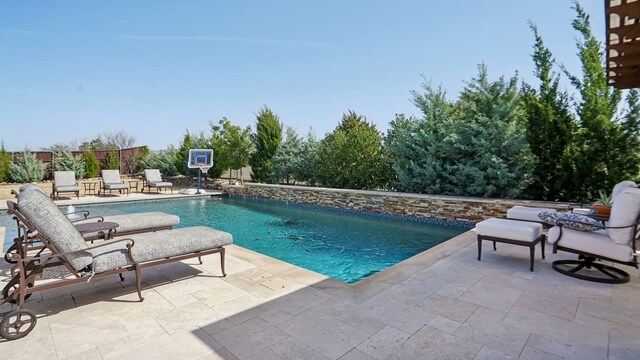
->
(522, 24, 576, 201)
(0, 143, 12, 183)
(249, 106, 283, 183)
(614, 90, 640, 183)
(563, 2, 622, 199)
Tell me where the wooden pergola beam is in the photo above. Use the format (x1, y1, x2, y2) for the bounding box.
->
(606, 0, 640, 89)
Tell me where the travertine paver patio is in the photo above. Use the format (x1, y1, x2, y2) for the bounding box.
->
(0, 223, 638, 359)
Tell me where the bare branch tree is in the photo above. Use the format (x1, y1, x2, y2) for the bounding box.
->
(102, 131, 136, 149)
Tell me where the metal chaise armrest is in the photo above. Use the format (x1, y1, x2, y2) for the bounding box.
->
(70, 215, 104, 223)
(9, 238, 137, 265)
(64, 210, 90, 219)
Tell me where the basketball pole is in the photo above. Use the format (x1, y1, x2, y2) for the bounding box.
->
(197, 167, 202, 194)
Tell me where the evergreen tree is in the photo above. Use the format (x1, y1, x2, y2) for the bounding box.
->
(388, 83, 461, 194)
(0, 143, 12, 183)
(454, 64, 533, 197)
(249, 106, 282, 183)
(104, 148, 120, 170)
(140, 148, 179, 176)
(9, 150, 46, 183)
(563, 2, 623, 199)
(271, 127, 304, 184)
(521, 24, 577, 201)
(293, 130, 320, 185)
(614, 90, 640, 183)
(316, 112, 392, 190)
(52, 150, 86, 179)
(174, 133, 193, 176)
(389, 67, 533, 198)
(336, 110, 374, 132)
(82, 151, 100, 178)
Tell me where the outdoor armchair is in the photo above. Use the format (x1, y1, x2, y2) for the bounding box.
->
(52, 171, 81, 200)
(548, 187, 640, 284)
(101, 169, 129, 196)
(143, 169, 173, 194)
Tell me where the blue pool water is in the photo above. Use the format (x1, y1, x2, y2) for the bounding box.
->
(1, 196, 468, 283)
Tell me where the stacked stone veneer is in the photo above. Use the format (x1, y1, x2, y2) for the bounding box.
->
(222, 183, 570, 223)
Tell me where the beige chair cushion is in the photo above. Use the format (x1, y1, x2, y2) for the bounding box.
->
(17, 185, 92, 271)
(548, 226, 634, 262)
(475, 218, 542, 242)
(608, 188, 640, 245)
(507, 206, 556, 222)
(611, 181, 638, 203)
(54, 171, 77, 187)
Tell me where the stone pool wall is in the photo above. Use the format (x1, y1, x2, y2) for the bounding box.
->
(222, 183, 570, 223)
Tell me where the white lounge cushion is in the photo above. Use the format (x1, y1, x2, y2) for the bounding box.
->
(104, 183, 128, 190)
(611, 181, 638, 203)
(90, 226, 232, 273)
(75, 212, 180, 238)
(475, 218, 543, 242)
(102, 170, 122, 184)
(507, 206, 556, 222)
(144, 169, 163, 183)
(149, 181, 173, 188)
(548, 226, 634, 263)
(608, 187, 640, 245)
(54, 171, 77, 187)
(55, 185, 81, 192)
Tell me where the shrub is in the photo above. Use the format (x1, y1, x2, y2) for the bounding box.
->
(316, 112, 392, 190)
(52, 150, 85, 179)
(140, 148, 179, 176)
(9, 150, 46, 183)
(82, 151, 100, 178)
(0, 143, 11, 183)
(104, 148, 120, 170)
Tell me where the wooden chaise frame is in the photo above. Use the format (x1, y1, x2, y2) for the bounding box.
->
(0, 200, 226, 340)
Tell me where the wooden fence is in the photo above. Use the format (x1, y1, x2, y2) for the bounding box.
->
(9, 146, 148, 178)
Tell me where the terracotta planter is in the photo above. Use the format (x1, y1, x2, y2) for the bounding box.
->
(593, 204, 611, 217)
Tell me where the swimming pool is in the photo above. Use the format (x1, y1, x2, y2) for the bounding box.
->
(1, 196, 469, 283)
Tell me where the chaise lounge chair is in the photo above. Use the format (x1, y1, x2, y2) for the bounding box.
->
(52, 171, 81, 200)
(143, 169, 173, 194)
(101, 169, 129, 196)
(0, 184, 232, 340)
(548, 187, 640, 284)
(4, 185, 181, 263)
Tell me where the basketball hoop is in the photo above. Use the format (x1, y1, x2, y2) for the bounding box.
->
(187, 149, 214, 194)
(197, 164, 212, 173)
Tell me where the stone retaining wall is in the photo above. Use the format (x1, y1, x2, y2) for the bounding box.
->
(222, 183, 571, 223)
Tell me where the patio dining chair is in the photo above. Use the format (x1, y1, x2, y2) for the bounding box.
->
(52, 171, 81, 200)
(143, 169, 173, 194)
(101, 169, 129, 196)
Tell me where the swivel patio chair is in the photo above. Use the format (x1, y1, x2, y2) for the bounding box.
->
(548, 187, 640, 284)
(0, 184, 232, 340)
(143, 169, 173, 194)
(52, 171, 81, 200)
(101, 169, 129, 196)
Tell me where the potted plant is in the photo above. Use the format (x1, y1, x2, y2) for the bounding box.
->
(593, 190, 612, 217)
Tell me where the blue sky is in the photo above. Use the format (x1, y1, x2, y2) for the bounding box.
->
(0, 1, 605, 151)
